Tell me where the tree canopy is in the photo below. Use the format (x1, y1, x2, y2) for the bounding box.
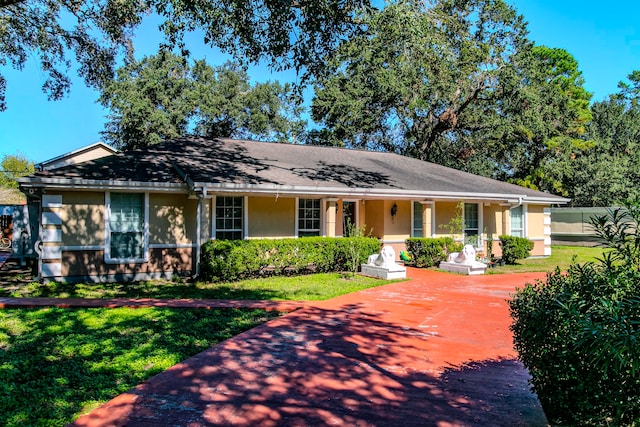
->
(0, 0, 369, 111)
(311, 0, 591, 181)
(538, 71, 640, 206)
(0, 153, 34, 189)
(99, 54, 306, 150)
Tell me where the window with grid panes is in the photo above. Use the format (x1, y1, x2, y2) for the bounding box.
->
(215, 196, 243, 240)
(511, 205, 524, 237)
(109, 193, 145, 260)
(464, 203, 479, 243)
(412, 202, 423, 237)
(298, 199, 321, 237)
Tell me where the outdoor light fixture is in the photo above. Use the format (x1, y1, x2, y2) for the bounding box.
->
(390, 202, 398, 219)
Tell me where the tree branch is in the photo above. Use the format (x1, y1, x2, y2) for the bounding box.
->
(0, 0, 25, 9)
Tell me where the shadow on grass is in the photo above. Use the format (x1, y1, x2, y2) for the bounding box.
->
(0, 306, 279, 426)
(71, 304, 547, 427)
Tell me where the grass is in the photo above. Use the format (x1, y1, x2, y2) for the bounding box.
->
(485, 245, 608, 274)
(0, 306, 280, 427)
(0, 273, 398, 300)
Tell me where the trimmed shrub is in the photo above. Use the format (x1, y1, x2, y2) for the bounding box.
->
(200, 237, 380, 282)
(509, 201, 640, 425)
(405, 237, 462, 268)
(498, 235, 533, 264)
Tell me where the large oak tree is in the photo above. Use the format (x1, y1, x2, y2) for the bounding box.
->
(0, 0, 370, 110)
(99, 54, 306, 150)
(311, 0, 591, 182)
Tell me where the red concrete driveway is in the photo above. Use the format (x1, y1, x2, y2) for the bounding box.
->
(68, 268, 548, 427)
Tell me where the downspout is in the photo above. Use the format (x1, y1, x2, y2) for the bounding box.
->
(193, 186, 207, 279)
(170, 161, 202, 279)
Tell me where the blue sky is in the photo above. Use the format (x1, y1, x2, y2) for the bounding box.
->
(1, 0, 639, 163)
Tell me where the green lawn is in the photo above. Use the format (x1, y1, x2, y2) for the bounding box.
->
(485, 245, 608, 274)
(0, 272, 397, 426)
(0, 307, 280, 427)
(1, 273, 397, 300)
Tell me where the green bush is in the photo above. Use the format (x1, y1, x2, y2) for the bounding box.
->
(498, 235, 534, 264)
(200, 237, 380, 282)
(405, 237, 462, 268)
(509, 200, 640, 425)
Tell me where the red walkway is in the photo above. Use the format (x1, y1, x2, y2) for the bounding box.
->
(11, 268, 550, 426)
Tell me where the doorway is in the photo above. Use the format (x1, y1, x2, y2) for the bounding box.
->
(343, 201, 357, 236)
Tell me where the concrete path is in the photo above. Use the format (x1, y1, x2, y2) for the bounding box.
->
(14, 268, 549, 426)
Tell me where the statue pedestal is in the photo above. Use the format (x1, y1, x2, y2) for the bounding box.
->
(361, 264, 407, 280)
(439, 261, 487, 275)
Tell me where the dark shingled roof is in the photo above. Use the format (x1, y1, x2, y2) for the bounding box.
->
(24, 137, 568, 203)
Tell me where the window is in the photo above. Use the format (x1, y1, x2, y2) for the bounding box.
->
(298, 199, 321, 237)
(412, 202, 423, 237)
(511, 205, 524, 237)
(108, 192, 146, 261)
(215, 196, 244, 240)
(464, 203, 479, 245)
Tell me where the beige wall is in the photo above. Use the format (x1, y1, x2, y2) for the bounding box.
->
(247, 196, 295, 238)
(149, 193, 197, 245)
(434, 201, 459, 237)
(383, 200, 411, 241)
(60, 191, 105, 246)
(527, 205, 545, 238)
(364, 200, 385, 238)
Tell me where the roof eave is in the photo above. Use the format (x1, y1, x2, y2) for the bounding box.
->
(195, 182, 570, 204)
(17, 177, 188, 192)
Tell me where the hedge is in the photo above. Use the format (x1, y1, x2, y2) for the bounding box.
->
(498, 235, 534, 264)
(405, 237, 462, 268)
(200, 237, 380, 282)
(509, 202, 640, 425)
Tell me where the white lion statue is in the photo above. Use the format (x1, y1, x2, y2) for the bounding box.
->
(446, 244, 478, 266)
(367, 245, 397, 269)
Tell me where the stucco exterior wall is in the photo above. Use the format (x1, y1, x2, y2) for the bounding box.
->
(247, 197, 295, 238)
(149, 193, 197, 245)
(527, 205, 545, 238)
(364, 200, 385, 239)
(383, 200, 411, 241)
(59, 191, 105, 246)
(434, 201, 459, 237)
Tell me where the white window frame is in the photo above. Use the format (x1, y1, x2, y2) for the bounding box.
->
(105, 191, 149, 264)
(463, 202, 483, 248)
(510, 204, 527, 237)
(212, 195, 246, 240)
(296, 198, 322, 237)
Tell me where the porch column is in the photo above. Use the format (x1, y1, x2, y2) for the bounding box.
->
(502, 206, 511, 236)
(423, 202, 434, 237)
(200, 197, 211, 243)
(324, 199, 338, 237)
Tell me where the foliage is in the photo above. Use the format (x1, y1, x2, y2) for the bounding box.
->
(537, 70, 640, 206)
(200, 237, 380, 282)
(344, 221, 373, 277)
(438, 201, 464, 237)
(0, 0, 369, 110)
(0, 306, 279, 426)
(311, 0, 591, 181)
(99, 54, 306, 150)
(509, 199, 640, 425)
(0, 153, 34, 189)
(498, 235, 533, 264)
(405, 237, 462, 268)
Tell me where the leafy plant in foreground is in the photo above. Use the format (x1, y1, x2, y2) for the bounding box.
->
(509, 199, 640, 425)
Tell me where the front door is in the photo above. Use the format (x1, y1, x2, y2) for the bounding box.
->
(343, 201, 356, 236)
